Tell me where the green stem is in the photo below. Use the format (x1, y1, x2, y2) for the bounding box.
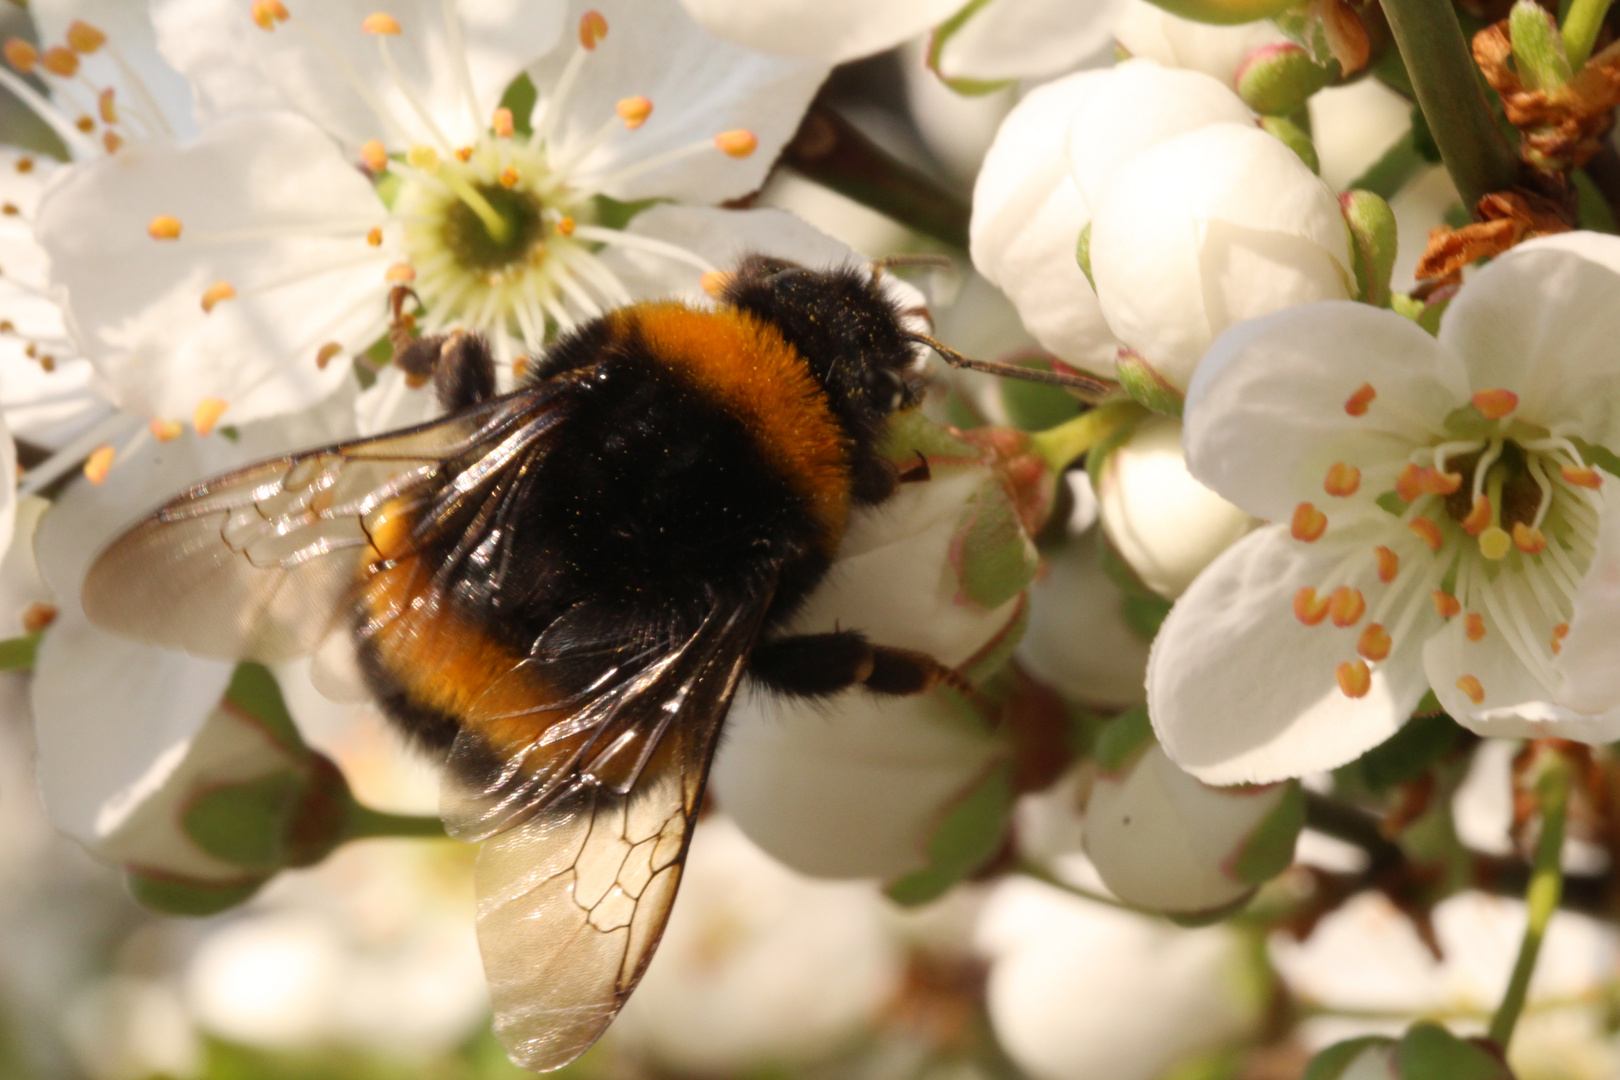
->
(0, 631, 39, 671)
(1487, 754, 1571, 1048)
(345, 803, 447, 841)
(1029, 399, 1146, 474)
(1303, 791, 1405, 871)
(782, 105, 970, 250)
(1562, 0, 1613, 69)
(1380, 0, 1519, 208)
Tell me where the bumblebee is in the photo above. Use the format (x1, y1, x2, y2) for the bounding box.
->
(83, 255, 1103, 1071)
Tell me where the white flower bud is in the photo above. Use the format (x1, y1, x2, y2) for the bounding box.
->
(1097, 416, 1255, 599)
(1113, 0, 1290, 85)
(1017, 530, 1151, 709)
(1089, 122, 1353, 392)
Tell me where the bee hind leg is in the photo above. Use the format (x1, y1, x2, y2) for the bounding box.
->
(394, 331, 497, 412)
(748, 630, 970, 700)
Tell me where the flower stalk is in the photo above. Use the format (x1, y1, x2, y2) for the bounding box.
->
(1380, 0, 1520, 208)
(1030, 399, 1147, 474)
(1562, 0, 1613, 70)
(1486, 749, 1571, 1048)
(344, 802, 448, 841)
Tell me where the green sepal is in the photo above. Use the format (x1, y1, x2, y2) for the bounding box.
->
(126, 868, 266, 916)
(1230, 780, 1304, 886)
(924, 0, 1017, 96)
(1302, 1036, 1397, 1080)
(1341, 712, 1463, 793)
(0, 631, 40, 670)
(1092, 705, 1154, 773)
(224, 662, 307, 756)
(1412, 689, 1445, 716)
(1570, 437, 1620, 476)
(954, 476, 1041, 610)
(1076, 222, 1095, 291)
(1417, 294, 1451, 336)
(1236, 43, 1337, 116)
(1143, 0, 1301, 26)
(885, 762, 1013, 906)
(1260, 115, 1320, 173)
(1395, 1022, 1514, 1080)
(498, 72, 537, 137)
(1441, 402, 1499, 439)
(1340, 190, 1398, 307)
(1117, 351, 1185, 419)
(1164, 887, 1257, 927)
(1096, 538, 1172, 642)
(1375, 490, 1410, 516)
(182, 771, 308, 873)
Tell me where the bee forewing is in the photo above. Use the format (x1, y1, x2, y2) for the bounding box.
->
(81, 393, 548, 663)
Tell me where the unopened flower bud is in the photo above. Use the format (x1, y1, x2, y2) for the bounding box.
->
(1234, 42, 1336, 115)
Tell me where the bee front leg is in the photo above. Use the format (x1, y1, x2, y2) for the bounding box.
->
(748, 630, 970, 700)
(395, 332, 498, 412)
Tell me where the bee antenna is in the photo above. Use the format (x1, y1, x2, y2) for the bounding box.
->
(904, 332, 1117, 400)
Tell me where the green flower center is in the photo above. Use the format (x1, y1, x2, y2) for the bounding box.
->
(440, 183, 546, 272)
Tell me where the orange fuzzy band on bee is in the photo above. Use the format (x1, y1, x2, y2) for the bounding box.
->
(359, 505, 576, 767)
(610, 303, 852, 548)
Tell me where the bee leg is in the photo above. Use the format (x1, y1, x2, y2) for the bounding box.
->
(433, 333, 497, 412)
(748, 630, 969, 700)
(896, 451, 931, 484)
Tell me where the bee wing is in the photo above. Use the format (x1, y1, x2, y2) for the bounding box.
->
(82, 386, 568, 663)
(456, 598, 769, 1072)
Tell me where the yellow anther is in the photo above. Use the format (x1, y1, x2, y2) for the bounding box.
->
(251, 1, 291, 30)
(0, 204, 14, 217)
(700, 270, 733, 299)
(579, 10, 608, 49)
(1456, 674, 1485, 704)
(616, 95, 653, 129)
(1465, 612, 1486, 641)
(1552, 623, 1570, 654)
(99, 87, 117, 124)
(361, 139, 389, 172)
(1324, 461, 1360, 497)
(512, 356, 531, 380)
(84, 444, 115, 485)
(15, 157, 33, 174)
(385, 262, 416, 283)
(1432, 590, 1461, 618)
(66, 20, 107, 54)
(193, 397, 229, 435)
(492, 107, 514, 137)
(1461, 494, 1492, 536)
(366, 226, 383, 246)
(1344, 382, 1376, 417)
(316, 342, 343, 369)
(147, 215, 182, 240)
(362, 13, 402, 35)
(1471, 387, 1518, 420)
(1329, 586, 1366, 628)
(555, 216, 576, 236)
(1511, 522, 1546, 554)
(1337, 660, 1371, 698)
(1395, 462, 1424, 502)
(200, 280, 237, 313)
(41, 46, 79, 77)
(149, 419, 183, 442)
(74, 115, 94, 133)
(714, 129, 758, 158)
(1374, 545, 1399, 583)
(4, 39, 37, 73)
(1357, 623, 1391, 662)
(406, 144, 438, 171)
(1291, 501, 1327, 542)
(455, 145, 473, 162)
(22, 602, 57, 633)
(1293, 587, 1329, 626)
(102, 131, 122, 153)
(499, 165, 519, 188)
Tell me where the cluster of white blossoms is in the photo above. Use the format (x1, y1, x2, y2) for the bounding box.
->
(9, 0, 1620, 1077)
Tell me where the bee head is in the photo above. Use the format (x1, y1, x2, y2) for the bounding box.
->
(719, 254, 923, 428)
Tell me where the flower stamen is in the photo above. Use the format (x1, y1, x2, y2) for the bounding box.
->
(1337, 660, 1372, 697)
(1344, 382, 1376, 416)
(1456, 674, 1485, 703)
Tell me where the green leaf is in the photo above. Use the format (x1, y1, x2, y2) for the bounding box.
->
(127, 868, 266, 916)
(1092, 705, 1154, 772)
(0, 632, 40, 670)
(885, 763, 1012, 906)
(1302, 1037, 1396, 1080)
(1509, 0, 1573, 91)
(1575, 168, 1619, 234)
(1231, 781, 1305, 885)
(1341, 712, 1463, 792)
(498, 73, 537, 137)
(1121, 590, 1172, 642)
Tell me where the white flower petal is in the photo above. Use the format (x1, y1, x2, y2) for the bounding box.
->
(970, 71, 1118, 376)
(1063, 61, 1252, 210)
(1184, 302, 1469, 522)
(538, 0, 826, 204)
(36, 112, 390, 425)
(1558, 492, 1620, 713)
(36, 0, 198, 137)
(1424, 589, 1620, 742)
(1437, 234, 1620, 446)
(154, 0, 566, 150)
(1148, 526, 1430, 785)
(675, 0, 959, 63)
(1112, 1, 1287, 85)
(0, 412, 14, 564)
(935, 0, 1122, 82)
(712, 683, 1004, 879)
(1090, 123, 1352, 391)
